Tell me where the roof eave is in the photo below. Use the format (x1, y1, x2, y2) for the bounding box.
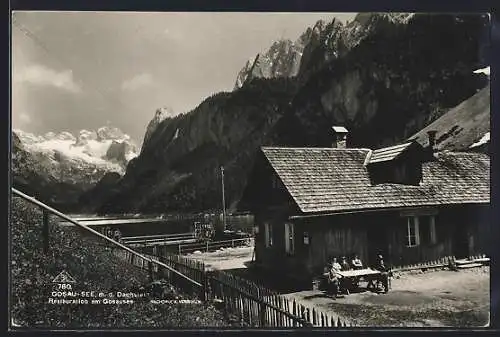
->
(290, 200, 490, 219)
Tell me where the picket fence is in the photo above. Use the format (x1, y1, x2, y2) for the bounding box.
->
(114, 248, 353, 328)
(392, 255, 457, 272)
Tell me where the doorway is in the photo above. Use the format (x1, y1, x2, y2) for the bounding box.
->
(453, 224, 470, 259)
(367, 226, 389, 267)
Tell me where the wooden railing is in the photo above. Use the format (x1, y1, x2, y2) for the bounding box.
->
(178, 238, 253, 255)
(11, 188, 205, 295)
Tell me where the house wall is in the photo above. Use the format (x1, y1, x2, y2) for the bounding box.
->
(254, 202, 489, 289)
(386, 210, 454, 267)
(305, 215, 369, 276)
(254, 208, 310, 284)
(385, 204, 489, 265)
(254, 212, 369, 282)
(449, 204, 490, 258)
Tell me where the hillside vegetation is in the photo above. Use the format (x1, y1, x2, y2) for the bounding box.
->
(10, 197, 235, 328)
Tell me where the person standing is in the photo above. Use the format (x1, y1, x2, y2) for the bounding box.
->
(374, 254, 390, 293)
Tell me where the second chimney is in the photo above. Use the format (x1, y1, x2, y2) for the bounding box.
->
(332, 126, 349, 149)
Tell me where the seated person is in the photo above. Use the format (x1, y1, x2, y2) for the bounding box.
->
(374, 254, 390, 293)
(340, 256, 351, 271)
(326, 258, 342, 295)
(321, 264, 331, 289)
(331, 257, 342, 272)
(351, 254, 363, 270)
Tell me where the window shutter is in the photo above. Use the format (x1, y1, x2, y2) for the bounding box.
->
(429, 216, 436, 244)
(415, 217, 420, 246)
(290, 223, 295, 254)
(284, 223, 290, 253)
(406, 218, 411, 247)
(264, 223, 269, 248)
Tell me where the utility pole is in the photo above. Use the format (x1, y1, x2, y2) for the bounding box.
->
(221, 166, 227, 231)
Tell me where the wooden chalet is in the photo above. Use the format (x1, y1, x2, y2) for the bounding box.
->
(238, 127, 490, 286)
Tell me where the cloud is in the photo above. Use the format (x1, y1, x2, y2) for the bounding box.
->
(19, 113, 32, 124)
(13, 64, 81, 93)
(121, 73, 153, 91)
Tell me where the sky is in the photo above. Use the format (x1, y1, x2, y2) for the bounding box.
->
(11, 11, 357, 145)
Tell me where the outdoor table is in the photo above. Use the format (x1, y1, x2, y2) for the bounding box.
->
(337, 268, 382, 294)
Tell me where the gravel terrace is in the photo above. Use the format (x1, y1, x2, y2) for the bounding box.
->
(186, 246, 490, 327)
(283, 267, 490, 327)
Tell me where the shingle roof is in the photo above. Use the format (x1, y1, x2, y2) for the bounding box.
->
(261, 147, 490, 214)
(368, 142, 414, 164)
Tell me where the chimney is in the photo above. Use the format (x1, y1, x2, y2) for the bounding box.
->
(427, 130, 437, 152)
(332, 126, 348, 149)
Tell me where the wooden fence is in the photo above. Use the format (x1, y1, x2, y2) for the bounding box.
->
(178, 238, 253, 255)
(392, 255, 457, 272)
(124, 246, 352, 328)
(208, 269, 352, 327)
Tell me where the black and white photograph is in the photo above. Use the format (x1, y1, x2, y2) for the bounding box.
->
(9, 11, 491, 329)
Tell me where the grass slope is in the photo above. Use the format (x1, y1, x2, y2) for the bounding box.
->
(409, 85, 490, 151)
(10, 197, 236, 328)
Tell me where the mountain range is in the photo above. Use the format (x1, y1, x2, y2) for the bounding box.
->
(11, 13, 491, 215)
(11, 127, 138, 211)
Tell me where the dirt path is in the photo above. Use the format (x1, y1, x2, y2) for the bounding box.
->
(283, 266, 490, 327)
(185, 246, 254, 271)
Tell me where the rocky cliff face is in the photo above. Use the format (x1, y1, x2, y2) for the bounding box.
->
(97, 79, 297, 214)
(272, 13, 489, 149)
(235, 13, 416, 89)
(233, 29, 315, 90)
(142, 107, 176, 151)
(11, 127, 138, 211)
(95, 13, 489, 214)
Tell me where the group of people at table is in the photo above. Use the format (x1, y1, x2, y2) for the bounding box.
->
(322, 254, 391, 296)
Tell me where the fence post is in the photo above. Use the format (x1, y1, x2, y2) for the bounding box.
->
(201, 270, 209, 302)
(148, 261, 154, 282)
(42, 208, 49, 254)
(206, 241, 209, 252)
(257, 287, 266, 327)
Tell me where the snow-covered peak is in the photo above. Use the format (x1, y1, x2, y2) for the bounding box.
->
(97, 126, 128, 141)
(13, 127, 139, 175)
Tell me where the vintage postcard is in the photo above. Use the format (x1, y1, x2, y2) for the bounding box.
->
(10, 11, 491, 329)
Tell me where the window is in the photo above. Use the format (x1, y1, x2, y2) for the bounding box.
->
(284, 222, 295, 254)
(406, 217, 420, 247)
(406, 215, 437, 247)
(264, 223, 273, 248)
